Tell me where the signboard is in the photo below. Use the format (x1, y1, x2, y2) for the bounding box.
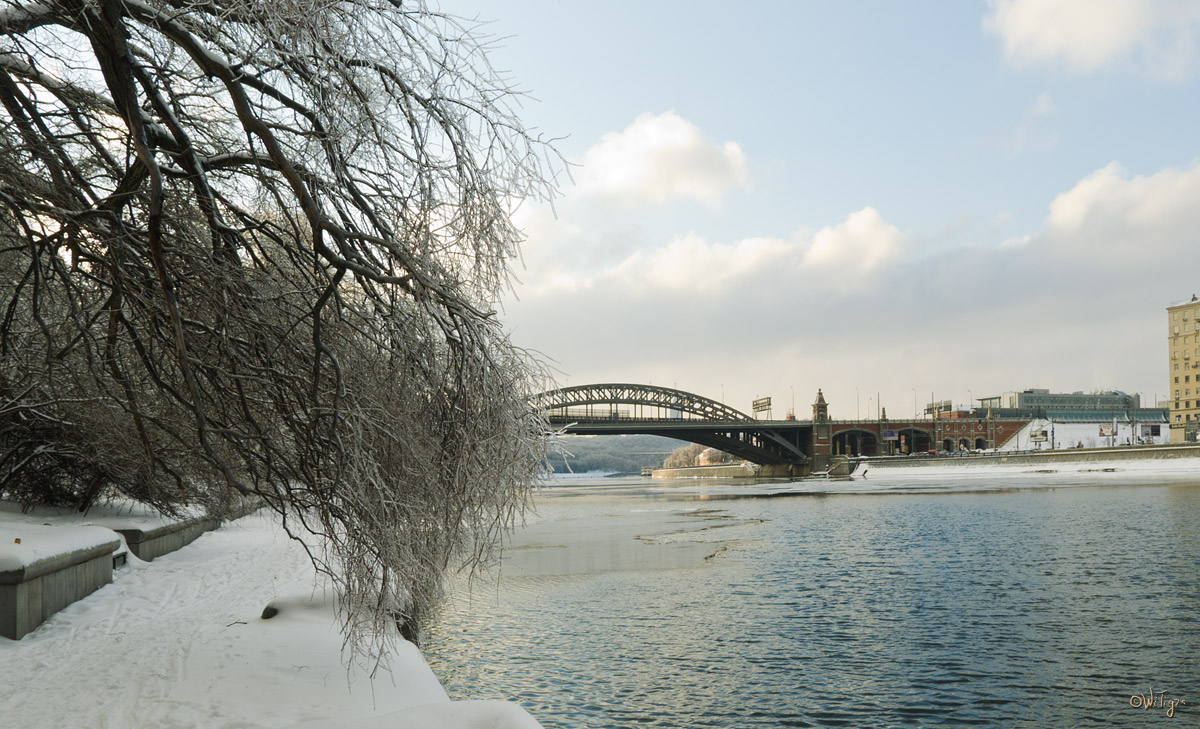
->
(1030, 429, 1049, 442)
(752, 397, 772, 413)
(924, 399, 953, 415)
(1099, 424, 1117, 437)
(1142, 424, 1161, 437)
(882, 430, 898, 441)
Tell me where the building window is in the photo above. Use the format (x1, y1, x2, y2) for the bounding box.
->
(1176, 390, 1181, 397)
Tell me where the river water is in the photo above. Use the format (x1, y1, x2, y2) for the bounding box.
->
(424, 464, 1200, 728)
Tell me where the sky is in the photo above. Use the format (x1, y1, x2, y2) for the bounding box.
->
(450, 0, 1200, 420)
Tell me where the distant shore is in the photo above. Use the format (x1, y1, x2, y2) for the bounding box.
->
(860, 442, 1200, 469)
(646, 443, 1200, 480)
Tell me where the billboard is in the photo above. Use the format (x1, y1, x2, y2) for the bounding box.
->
(1099, 424, 1117, 437)
(752, 397, 772, 413)
(1030, 429, 1048, 442)
(882, 430, 898, 441)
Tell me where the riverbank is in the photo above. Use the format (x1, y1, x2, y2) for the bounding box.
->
(0, 508, 541, 729)
(861, 442, 1200, 469)
(650, 456, 855, 480)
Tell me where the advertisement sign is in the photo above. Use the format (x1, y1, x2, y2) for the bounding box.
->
(752, 397, 772, 413)
(1099, 424, 1116, 437)
(1030, 429, 1048, 442)
(882, 430, 898, 441)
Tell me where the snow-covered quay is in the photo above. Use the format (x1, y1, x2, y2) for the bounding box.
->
(0, 510, 541, 729)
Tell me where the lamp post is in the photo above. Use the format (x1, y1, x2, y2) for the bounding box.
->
(790, 385, 795, 418)
(912, 388, 917, 419)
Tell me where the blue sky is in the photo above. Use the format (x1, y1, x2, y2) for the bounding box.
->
(452, 0, 1200, 418)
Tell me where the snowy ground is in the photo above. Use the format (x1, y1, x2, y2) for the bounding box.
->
(0, 510, 541, 729)
(999, 419, 1171, 451)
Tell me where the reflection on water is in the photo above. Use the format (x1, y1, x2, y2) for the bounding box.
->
(425, 472, 1200, 728)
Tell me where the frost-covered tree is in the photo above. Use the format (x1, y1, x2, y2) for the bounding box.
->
(0, 0, 558, 649)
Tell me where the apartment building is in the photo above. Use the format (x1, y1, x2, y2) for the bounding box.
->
(1168, 296, 1200, 441)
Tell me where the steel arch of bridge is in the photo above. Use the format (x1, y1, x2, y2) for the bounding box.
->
(532, 383, 810, 466)
(532, 383, 753, 421)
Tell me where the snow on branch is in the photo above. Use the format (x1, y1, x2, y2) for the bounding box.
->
(0, 0, 560, 656)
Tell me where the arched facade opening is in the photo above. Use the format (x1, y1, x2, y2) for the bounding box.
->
(897, 428, 932, 454)
(833, 429, 879, 456)
(974, 437, 987, 450)
(942, 438, 954, 452)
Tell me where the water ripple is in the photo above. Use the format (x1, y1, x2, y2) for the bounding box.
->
(426, 480, 1200, 728)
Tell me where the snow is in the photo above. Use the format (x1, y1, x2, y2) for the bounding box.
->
(999, 418, 1171, 451)
(865, 454, 1200, 480)
(0, 498, 206, 531)
(0, 522, 118, 573)
(0, 509, 542, 729)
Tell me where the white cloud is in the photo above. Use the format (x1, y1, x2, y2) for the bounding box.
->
(600, 233, 793, 293)
(572, 111, 748, 206)
(523, 207, 906, 298)
(1045, 160, 1200, 258)
(984, 0, 1200, 77)
(802, 207, 902, 272)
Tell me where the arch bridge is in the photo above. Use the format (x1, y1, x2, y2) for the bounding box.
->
(532, 383, 811, 466)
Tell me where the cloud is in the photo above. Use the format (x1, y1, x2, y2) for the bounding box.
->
(599, 233, 792, 294)
(521, 207, 905, 298)
(571, 111, 748, 206)
(1045, 160, 1200, 259)
(983, 0, 1200, 77)
(802, 207, 902, 272)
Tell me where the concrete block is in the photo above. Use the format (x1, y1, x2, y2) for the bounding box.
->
(116, 516, 218, 562)
(0, 528, 119, 640)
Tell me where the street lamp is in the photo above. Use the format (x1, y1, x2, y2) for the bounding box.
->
(912, 388, 917, 419)
(790, 385, 795, 417)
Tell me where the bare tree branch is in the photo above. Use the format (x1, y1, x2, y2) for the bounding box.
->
(0, 0, 560, 656)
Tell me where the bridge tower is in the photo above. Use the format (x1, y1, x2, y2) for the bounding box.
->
(811, 389, 832, 471)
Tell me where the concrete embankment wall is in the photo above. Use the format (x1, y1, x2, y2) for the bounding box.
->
(116, 516, 220, 562)
(863, 444, 1200, 469)
(1, 499, 262, 640)
(652, 463, 806, 479)
(0, 532, 120, 640)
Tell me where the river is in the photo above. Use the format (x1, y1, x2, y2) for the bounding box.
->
(424, 464, 1200, 728)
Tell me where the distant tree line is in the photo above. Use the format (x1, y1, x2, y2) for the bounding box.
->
(547, 435, 688, 474)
